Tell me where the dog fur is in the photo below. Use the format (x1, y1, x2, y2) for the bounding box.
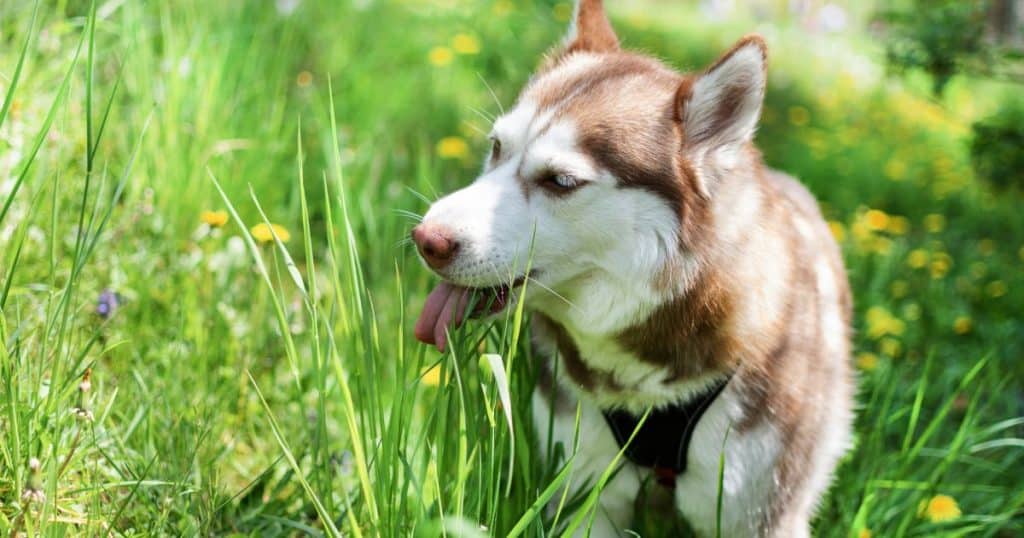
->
(412, 1, 854, 535)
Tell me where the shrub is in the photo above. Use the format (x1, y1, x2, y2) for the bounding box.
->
(971, 99, 1024, 190)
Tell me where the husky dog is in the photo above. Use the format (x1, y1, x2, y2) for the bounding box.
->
(412, 1, 853, 536)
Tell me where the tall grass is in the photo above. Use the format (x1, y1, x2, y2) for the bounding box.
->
(1, 1, 1022, 536)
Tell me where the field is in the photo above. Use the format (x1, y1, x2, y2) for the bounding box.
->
(1, 0, 1022, 536)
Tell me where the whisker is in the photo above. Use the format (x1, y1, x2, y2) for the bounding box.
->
(462, 119, 490, 138)
(393, 208, 424, 222)
(477, 72, 505, 115)
(406, 186, 436, 205)
(467, 106, 495, 124)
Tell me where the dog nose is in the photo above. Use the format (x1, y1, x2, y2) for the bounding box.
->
(412, 223, 460, 270)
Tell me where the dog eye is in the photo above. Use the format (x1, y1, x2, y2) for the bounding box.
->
(543, 172, 580, 191)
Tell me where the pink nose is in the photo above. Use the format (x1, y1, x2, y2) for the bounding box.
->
(412, 223, 459, 270)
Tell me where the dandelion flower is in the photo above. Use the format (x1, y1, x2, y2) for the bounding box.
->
(421, 365, 443, 386)
(884, 158, 907, 181)
(201, 210, 229, 228)
(864, 209, 889, 231)
(907, 249, 929, 269)
(436, 136, 469, 160)
(428, 46, 454, 67)
(251, 223, 291, 243)
(788, 106, 810, 126)
(865, 306, 905, 339)
(890, 280, 909, 298)
(986, 280, 1007, 298)
(923, 214, 946, 233)
(828, 221, 846, 242)
(953, 316, 972, 335)
(887, 216, 910, 235)
(858, 529, 872, 538)
(920, 494, 961, 523)
(856, 352, 879, 371)
(296, 70, 313, 88)
(452, 33, 480, 55)
(880, 337, 902, 358)
(929, 256, 951, 279)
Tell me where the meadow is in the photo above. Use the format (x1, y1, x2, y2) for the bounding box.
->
(1, 0, 1022, 536)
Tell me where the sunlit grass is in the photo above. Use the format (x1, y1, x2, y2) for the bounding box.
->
(1, 1, 1022, 536)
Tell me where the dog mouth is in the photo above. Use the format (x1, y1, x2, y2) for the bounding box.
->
(414, 275, 528, 352)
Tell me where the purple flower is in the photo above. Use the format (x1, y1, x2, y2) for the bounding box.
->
(96, 289, 121, 319)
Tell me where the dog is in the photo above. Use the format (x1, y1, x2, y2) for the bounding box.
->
(412, 1, 853, 536)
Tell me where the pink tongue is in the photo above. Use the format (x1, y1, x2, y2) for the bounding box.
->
(414, 282, 470, 352)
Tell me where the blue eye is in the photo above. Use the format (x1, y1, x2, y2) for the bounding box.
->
(547, 173, 578, 190)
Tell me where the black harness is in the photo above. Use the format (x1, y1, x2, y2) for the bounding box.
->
(601, 377, 731, 488)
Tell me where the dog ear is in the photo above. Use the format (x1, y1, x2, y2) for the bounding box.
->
(564, 0, 619, 53)
(676, 35, 767, 154)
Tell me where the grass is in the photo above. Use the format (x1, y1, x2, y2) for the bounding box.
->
(1, 0, 1022, 536)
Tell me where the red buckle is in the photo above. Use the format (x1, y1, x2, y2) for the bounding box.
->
(653, 466, 677, 489)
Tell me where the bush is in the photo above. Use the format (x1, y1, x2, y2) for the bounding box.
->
(971, 99, 1024, 190)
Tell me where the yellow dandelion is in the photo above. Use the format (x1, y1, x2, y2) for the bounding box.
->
(880, 337, 902, 358)
(201, 210, 229, 228)
(924, 213, 946, 233)
(421, 364, 443, 386)
(869, 237, 893, 256)
(887, 216, 910, 235)
(978, 239, 995, 256)
(492, 0, 512, 16)
(788, 106, 810, 127)
(986, 280, 1007, 298)
(553, 2, 573, 22)
(856, 352, 879, 371)
(858, 528, 872, 538)
(929, 255, 951, 279)
(953, 316, 972, 335)
(428, 46, 454, 67)
(436, 136, 469, 160)
(866, 306, 905, 339)
(890, 280, 909, 298)
(907, 249, 929, 269)
(452, 33, 480, 55)
(251, 223, 291, 243)
(884, 158, 907, 181)
(864, 209, 889, 231)
(296, 70, 313, 88)
(828, 221, 846, 242)
(920, 494, 961, 523)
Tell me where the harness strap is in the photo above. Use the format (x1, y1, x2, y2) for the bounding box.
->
(601, 377, 731, 489)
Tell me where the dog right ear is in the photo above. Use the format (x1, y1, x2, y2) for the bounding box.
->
(562, 0, 619, 54)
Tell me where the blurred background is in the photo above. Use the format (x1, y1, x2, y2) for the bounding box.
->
(1, 0, 1022, 536)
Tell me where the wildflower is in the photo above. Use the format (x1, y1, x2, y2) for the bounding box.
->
(73, 368, 94, 422)
(986, 280, 1007, 298)
(880, 337, 902, 358)
(553, 2, 573, 22)
(906, 249, 929, 269)
(890, 280, 908, 298)
(428, 46, 454, 67)
(96, 289, 121, 319)
(865, 306, 905, 339)
(492, 0, 512, 16)
(201, 210, 229, 228)
(978, 239, 995, 256)
(788, 106, 810, 126)
(251, 223, 291, 243)
(858, 529, 872, 538)
(856, 352, 879, 371)
(923, 214, 945, 233)
(887, 216, 910, 235)
(421, 364, 443, 386)
(296, 70, 313, 88)
(827, 220, 846, 242)
(436, 136, 469, 160)
(884, 158, 907, 181)
(864, 209, 889, 231)
(920, 494, 961, 523)
(21, 457, 45, 504)
(452, 33, 480, 55)
(953, 316, 972, 335)
(929, 253, 951, 279)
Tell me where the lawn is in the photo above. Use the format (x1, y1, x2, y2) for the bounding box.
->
(1, 0, 1022, 536)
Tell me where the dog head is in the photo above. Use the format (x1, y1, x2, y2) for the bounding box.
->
(413, 0, 768, 346)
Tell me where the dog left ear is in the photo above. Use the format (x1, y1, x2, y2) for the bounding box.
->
(676, 35, 767, 154)
(563, 0, 619, 53)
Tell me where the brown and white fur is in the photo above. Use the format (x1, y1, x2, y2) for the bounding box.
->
(411, 1, 854, 536)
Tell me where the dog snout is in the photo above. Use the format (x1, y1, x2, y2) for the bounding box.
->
(412, 222, 460, 270)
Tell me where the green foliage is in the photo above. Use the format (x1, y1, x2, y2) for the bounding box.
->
(971, 98, 1024, 190)
(1, 1, 1022, 537)
(878, 0, 988, 95)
